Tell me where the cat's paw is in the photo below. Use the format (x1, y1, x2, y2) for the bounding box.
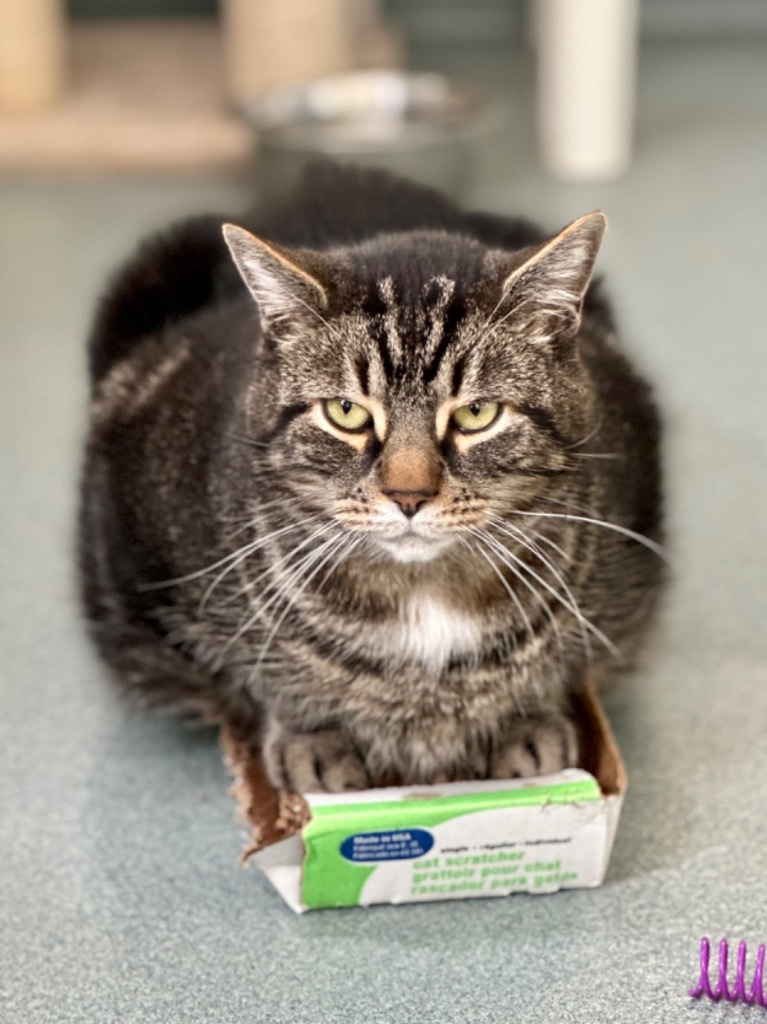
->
(263, 723, 370, 794)
(490, 712, 579, 779)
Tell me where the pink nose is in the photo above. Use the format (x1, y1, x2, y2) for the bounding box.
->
(383, 489, 437, 519)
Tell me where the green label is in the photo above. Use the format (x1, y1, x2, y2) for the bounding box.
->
(301, 777, 601, 909)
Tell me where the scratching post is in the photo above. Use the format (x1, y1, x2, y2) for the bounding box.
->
(221, 0, 354, 102)
(0, 0, 66, 111)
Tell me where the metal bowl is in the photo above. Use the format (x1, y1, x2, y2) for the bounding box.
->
(240, 70, 499, 200)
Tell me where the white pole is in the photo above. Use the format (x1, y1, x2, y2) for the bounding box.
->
(536, 0, 640, 181)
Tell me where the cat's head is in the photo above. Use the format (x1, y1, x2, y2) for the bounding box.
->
(224, 213, 605, 563)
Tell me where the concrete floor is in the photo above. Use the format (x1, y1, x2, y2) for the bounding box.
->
(2, 37, 766, 1024)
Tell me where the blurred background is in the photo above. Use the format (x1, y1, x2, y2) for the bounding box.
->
(2, 4, 767, 1024)
(2, 0, 766, 186)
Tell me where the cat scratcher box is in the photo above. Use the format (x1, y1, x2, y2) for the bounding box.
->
(222, 686, 626, 912)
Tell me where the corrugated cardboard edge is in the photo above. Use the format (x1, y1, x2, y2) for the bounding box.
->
(572, 682, 627, 797)
(221, 728, 309, 863)
(222, 677, 627, 863)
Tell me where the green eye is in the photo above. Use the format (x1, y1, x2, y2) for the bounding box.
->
(324, 398, 373, 432)
(451, 401, 501, 433)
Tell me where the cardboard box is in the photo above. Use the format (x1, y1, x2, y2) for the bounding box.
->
(223, 685, 626, 912)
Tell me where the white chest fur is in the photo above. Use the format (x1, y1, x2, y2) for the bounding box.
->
(387, 593, 482, 674)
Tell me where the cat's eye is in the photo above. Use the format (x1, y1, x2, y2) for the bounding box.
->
(451, 401, 501, 433)
(324, 398, 373, 433)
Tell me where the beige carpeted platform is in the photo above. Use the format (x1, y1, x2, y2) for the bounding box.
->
(0, 19, 252, 174)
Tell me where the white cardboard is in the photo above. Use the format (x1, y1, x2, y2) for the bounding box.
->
(251, 769, 625, 913)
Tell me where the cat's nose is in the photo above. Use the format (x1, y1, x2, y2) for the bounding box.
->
(383, 489, 437, 519)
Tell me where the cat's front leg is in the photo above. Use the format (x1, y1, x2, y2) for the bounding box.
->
(490, 709, 579, 779)
(263, 717, 371, 794)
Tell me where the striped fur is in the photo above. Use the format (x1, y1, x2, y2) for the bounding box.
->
(80, 164, 663, 792)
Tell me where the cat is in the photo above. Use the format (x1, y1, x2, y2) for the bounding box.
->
(80, 162, 663, 793)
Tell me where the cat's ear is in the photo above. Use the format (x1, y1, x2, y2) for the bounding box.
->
(222, 224, 328, 325)
(494, 212, 607, 338)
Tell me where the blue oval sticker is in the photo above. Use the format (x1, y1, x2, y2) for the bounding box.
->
(340, 828, 434, 863)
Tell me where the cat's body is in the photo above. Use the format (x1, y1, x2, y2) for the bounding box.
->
(80, 164, 663, 792)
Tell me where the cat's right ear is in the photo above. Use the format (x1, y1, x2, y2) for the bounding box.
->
(222, 224, 328, 326)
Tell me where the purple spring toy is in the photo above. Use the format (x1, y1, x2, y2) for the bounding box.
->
(689, 937, 766, 1008)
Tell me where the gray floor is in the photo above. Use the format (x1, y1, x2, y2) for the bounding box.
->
(2, 37, 766, 1024)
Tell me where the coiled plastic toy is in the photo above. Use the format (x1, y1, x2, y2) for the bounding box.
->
(689, 937, 766, 1007)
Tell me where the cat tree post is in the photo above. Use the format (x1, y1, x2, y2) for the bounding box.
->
(0, 0, 66, 111)
(220, 0, 354, 101)
(535, 0, 639, 181)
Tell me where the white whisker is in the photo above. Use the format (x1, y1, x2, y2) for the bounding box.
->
(508, 508, 669, 563)
(474, 527, 567, 669)
(220, 527, 341, 657)
(468, 529, 536, 650)
(251, 528, 351, 679)
(228, 520, 336, 604)
(137, 512, 327, 593)
(569, 452, 622, 461)
(530, 531, 570, 561)
(286, 289, 343, 341)
(456, 536, 515, 661)
(227, 432, 270, 450)
(488, 518, 596, 661)
(200, 519, 331, 613)
(316, 533, 363, 594)
(563, 415, 604, 450)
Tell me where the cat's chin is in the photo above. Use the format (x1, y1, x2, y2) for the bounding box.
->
(375, 533, 455, 564)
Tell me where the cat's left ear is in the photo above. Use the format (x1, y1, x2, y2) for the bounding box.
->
(223, 224, 329, 326)
(494, 212, 607, 338)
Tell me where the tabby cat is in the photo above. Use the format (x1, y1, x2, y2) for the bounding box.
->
(80, 163, 663, 793)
